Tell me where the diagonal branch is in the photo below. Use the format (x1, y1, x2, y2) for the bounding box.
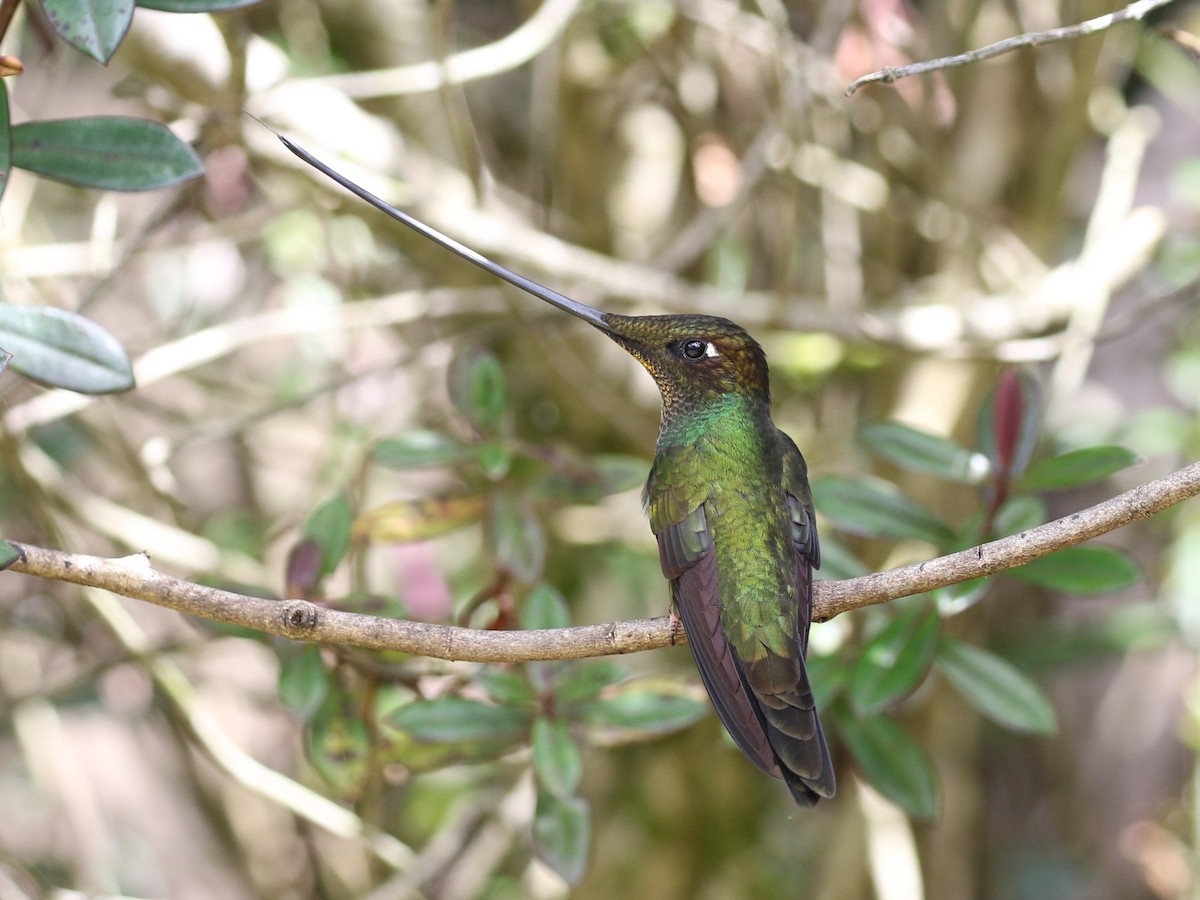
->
(7, 459, 1200, 663)
(846, 0, 1179, 96)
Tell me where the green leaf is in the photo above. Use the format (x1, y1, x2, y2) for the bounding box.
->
(387, 697, 533, 743)
(371, 430, 472, 469)
(836, 712, 939, 820)
(556, 661, 624, 704)
(0, 81, 11, 205)
(475, 441, 512, 480)
(137, 0, 262, 10)
(532, 717, 583, 797)
(576, 686, 708, 736)
(936, 638, 1057, 734)
(354, 493, 486, 544)
(277, 643, 328, 722)
(860, 421, 989, 483)
(533, 791, 591, 886)
(476, 668, 537, 706)
(805, 653, 847, 710)
(812, 475, 954, 546)
(848, 605, 940, 716)
(1007, 545, 1140, 594)
(0, 304, 134, 393)
(520, 583, 571, 630)
(42, 0, 133, 63)
(992, 494, 1046, 536)
(0, 539, 21, 571)
(489, 492, 545, 584)
(448, 346, 507, 434)
(307, 680, 371, 796)
(1017, 446, 1140, 492)
(932, 577, 991, 616)
(297, 492, 353, 585)
(12, 117, 202, 191)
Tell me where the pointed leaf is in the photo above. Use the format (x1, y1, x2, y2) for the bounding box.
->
(812, 475, 954, 545)
(848, 605, 940, 716)
(138, 0, 262, 10)
(837, 712, 939, 821)
(977, 369, 1042, 482)
(298, 492, 353, 584)
(555, 661, 625, 704)
(307, 680, 371, 796)
(387, 697, 533, 743)
(860, 421, 989, 483)
(576, 686, 708, 736)
(476, 441, 512, 480)
(0, 81, 11, 205)
(0, 539, 21, 571)
(12, 117, 202, 191)
(992, 494, 1046, 536)
(477, 668, 538, 706)
(489, 491, 545, 583)
(42, 0, 133, 63)
(1017, 446, 1140, 492)
(448, 346, 507, 434)
(371, 430, 472, 469)
(277, 642, 328, 721)
(533, 791, 591, 886)
(1007, 545, 1140, 594)
(520, 583, 571, 630)
(0, 304, 133, 393)
(936, 638, 1057, 734)
(532, 717, 583, 797)
(355, 494, 485, 543)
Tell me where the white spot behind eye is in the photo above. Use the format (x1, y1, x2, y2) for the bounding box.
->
(704, 342, 720, 358)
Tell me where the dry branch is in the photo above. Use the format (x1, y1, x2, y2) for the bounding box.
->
(846, 0, 1179, 96)
(8, 459, 1200, 662)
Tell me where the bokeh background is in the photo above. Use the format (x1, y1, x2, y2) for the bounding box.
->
(2, 1, 1200, 897)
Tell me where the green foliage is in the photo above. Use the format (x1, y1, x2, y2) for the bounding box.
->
(935, 639, 1057, 734)
(811, 475, 954, 545)
(41, 0, 133, 64)
(0, 539, 20, 570)
(835, 709, 939, 820)
(848, 603, 940, 716)
(1007, 545, 1141, 594)
(0, 304, 134, 393)
(1017, 446, 1141, 491)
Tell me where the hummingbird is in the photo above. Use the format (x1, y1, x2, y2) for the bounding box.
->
(276, 134, 836, 806)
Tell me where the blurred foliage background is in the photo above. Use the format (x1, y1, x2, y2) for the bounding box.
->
(2, 0, 1200, 897)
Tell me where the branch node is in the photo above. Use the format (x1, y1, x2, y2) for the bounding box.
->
(281, 600, 321, 635)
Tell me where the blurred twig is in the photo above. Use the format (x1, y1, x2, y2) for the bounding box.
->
(845, 0, 1179, 96)
(8, 458, 1200, 660)
(251, 0, 581, 106)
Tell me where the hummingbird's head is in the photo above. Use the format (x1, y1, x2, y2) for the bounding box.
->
(597, 313, 771, 413)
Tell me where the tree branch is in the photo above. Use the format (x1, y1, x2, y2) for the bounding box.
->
(845, 0, 1179, 96)
(7, 459, 1198, 661)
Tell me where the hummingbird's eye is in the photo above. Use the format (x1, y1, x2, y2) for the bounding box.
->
(681, 339, 717, 360)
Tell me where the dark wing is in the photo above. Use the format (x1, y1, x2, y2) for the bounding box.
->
(646, 458, 782, 779)
(748, 429, 834, 803)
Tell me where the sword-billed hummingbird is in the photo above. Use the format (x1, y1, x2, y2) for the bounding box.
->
(277, 135, 836, 805)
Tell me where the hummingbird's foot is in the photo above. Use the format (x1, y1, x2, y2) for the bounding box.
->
(668, 608, 681, 645)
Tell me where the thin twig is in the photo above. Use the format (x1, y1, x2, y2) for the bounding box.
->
(845, 0, 1179, 96)
(8, 458, 1200, 662)
(251, 0, 580, 106)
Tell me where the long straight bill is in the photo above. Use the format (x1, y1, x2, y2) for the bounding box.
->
(276, 135, 613, 332)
